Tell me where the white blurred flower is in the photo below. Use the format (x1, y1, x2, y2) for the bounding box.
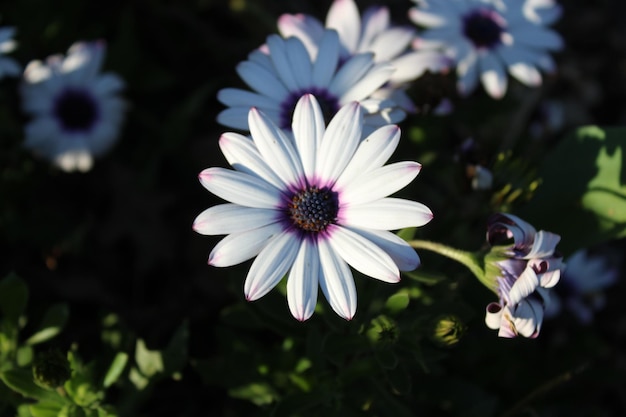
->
(277, 0, 450, 112)
(409, 0, 563, 99)
(546, 249, 619, 324)
(20, 41, 126, 172)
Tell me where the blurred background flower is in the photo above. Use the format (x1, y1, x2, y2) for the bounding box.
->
(20, 41, 126, 172)
(409, 0, 563, 98)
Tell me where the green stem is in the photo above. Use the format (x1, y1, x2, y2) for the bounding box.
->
(408, 239, 488, 288)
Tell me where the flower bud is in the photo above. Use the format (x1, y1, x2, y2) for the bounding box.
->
(483, 213, 564, 338)
(33, 348, 71, 389)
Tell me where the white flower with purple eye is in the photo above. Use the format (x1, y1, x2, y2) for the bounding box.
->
(195, 94, 433, 321)
(277, 0, 450, 112)
(546, 249, 619, 324)
(217, 29, 402, 136)
(20, 41, 126, 172)
(0, 25, 20, 79)
(409, 0, 563, 99)
(483, 213, 563, 338)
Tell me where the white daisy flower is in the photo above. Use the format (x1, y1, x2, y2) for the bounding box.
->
(0, 25, 21, 79)
(277, 0, 451, 112)
(217, 29, 403, 136)
(409, 0, 563, 99)
(195, 94, 433, 321)
(20, 41, 126, 172)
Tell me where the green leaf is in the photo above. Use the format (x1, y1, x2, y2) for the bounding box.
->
(25, 304, 70, 346)
(0, 369, 66, 404)
(228, 382, 278, 406)
(0, 272, 29, 323)
(518, 126, 626, 254)
(162, 321, 188, 375)
(28, 401, 63, 417)
(134, 340, 163, 378)
(102, 353, 128, 388)
(385, 292, 410, 314)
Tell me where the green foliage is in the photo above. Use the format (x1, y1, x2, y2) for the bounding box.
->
(519, 126, 626, 254)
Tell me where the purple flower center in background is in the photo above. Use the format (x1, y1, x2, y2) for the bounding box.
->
(280, 89, 340, 130)
(463, 8, 504, 49)
(53, 88, 99, 132)
(287, 185, 339, 233)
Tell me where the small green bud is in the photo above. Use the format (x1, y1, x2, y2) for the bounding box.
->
(430, 315, 465, 347)
(33, 348, 71, 389)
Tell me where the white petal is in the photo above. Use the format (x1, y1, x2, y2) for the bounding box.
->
(277, 13, 325, 58)
(513, 27, 563, 51)
(287, 238, 320, 321)
(217, 88, 281, 110)
(339, 198, 433, 230)
(479, 53, 508, 99)
(193, 203, 280, 235)
(219, 132, 284, 189)
(236, 61, 289, 101)
(327, 225, 400, 283)
(249, 108, 304, 187)
(216, 107, 252, 130)
(318, 238, 357, 320)
(349, 228, 420, 271)
(312, 30, 340, 87)
(337, 161, 421, 205)
(199, 167, 282, 208)
(369, 28, 414, 62)
(508, 267, 539, 306)
(456, 51, 479, 97)
(328, 52, 374, 97)
(209, 222, 285, 267)
(326, 0, 361, 53)
(512, 298, 544, 338)
(334, 124, 400, 189)
(266, 34, 299, 92)
(485, 302, 504, 330)
(359, 6, 390, 52)
(389, 51, 450, 84)
(292, 94, 325, 178)
(93, 73, 125, 94)
(244, 231, 301, 301)
(286, 37, 313, 89)
(316, 101, 362, 184)
(408, 8, 448, 28)
(525, 230, 561, 259)
(338, 61, 395, 103)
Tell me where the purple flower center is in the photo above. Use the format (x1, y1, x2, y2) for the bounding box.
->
(53, 88, 99, 132)
(287, 185, 339, 233)
(280, 88, 340, 130)
(463, 8, 505, 49)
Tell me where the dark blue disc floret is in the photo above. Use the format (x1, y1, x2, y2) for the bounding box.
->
(280, 88, 340, 129)
(53, 87, 99, 132)
(463, 8, 505, 49)
(287, 185, 339, 233)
